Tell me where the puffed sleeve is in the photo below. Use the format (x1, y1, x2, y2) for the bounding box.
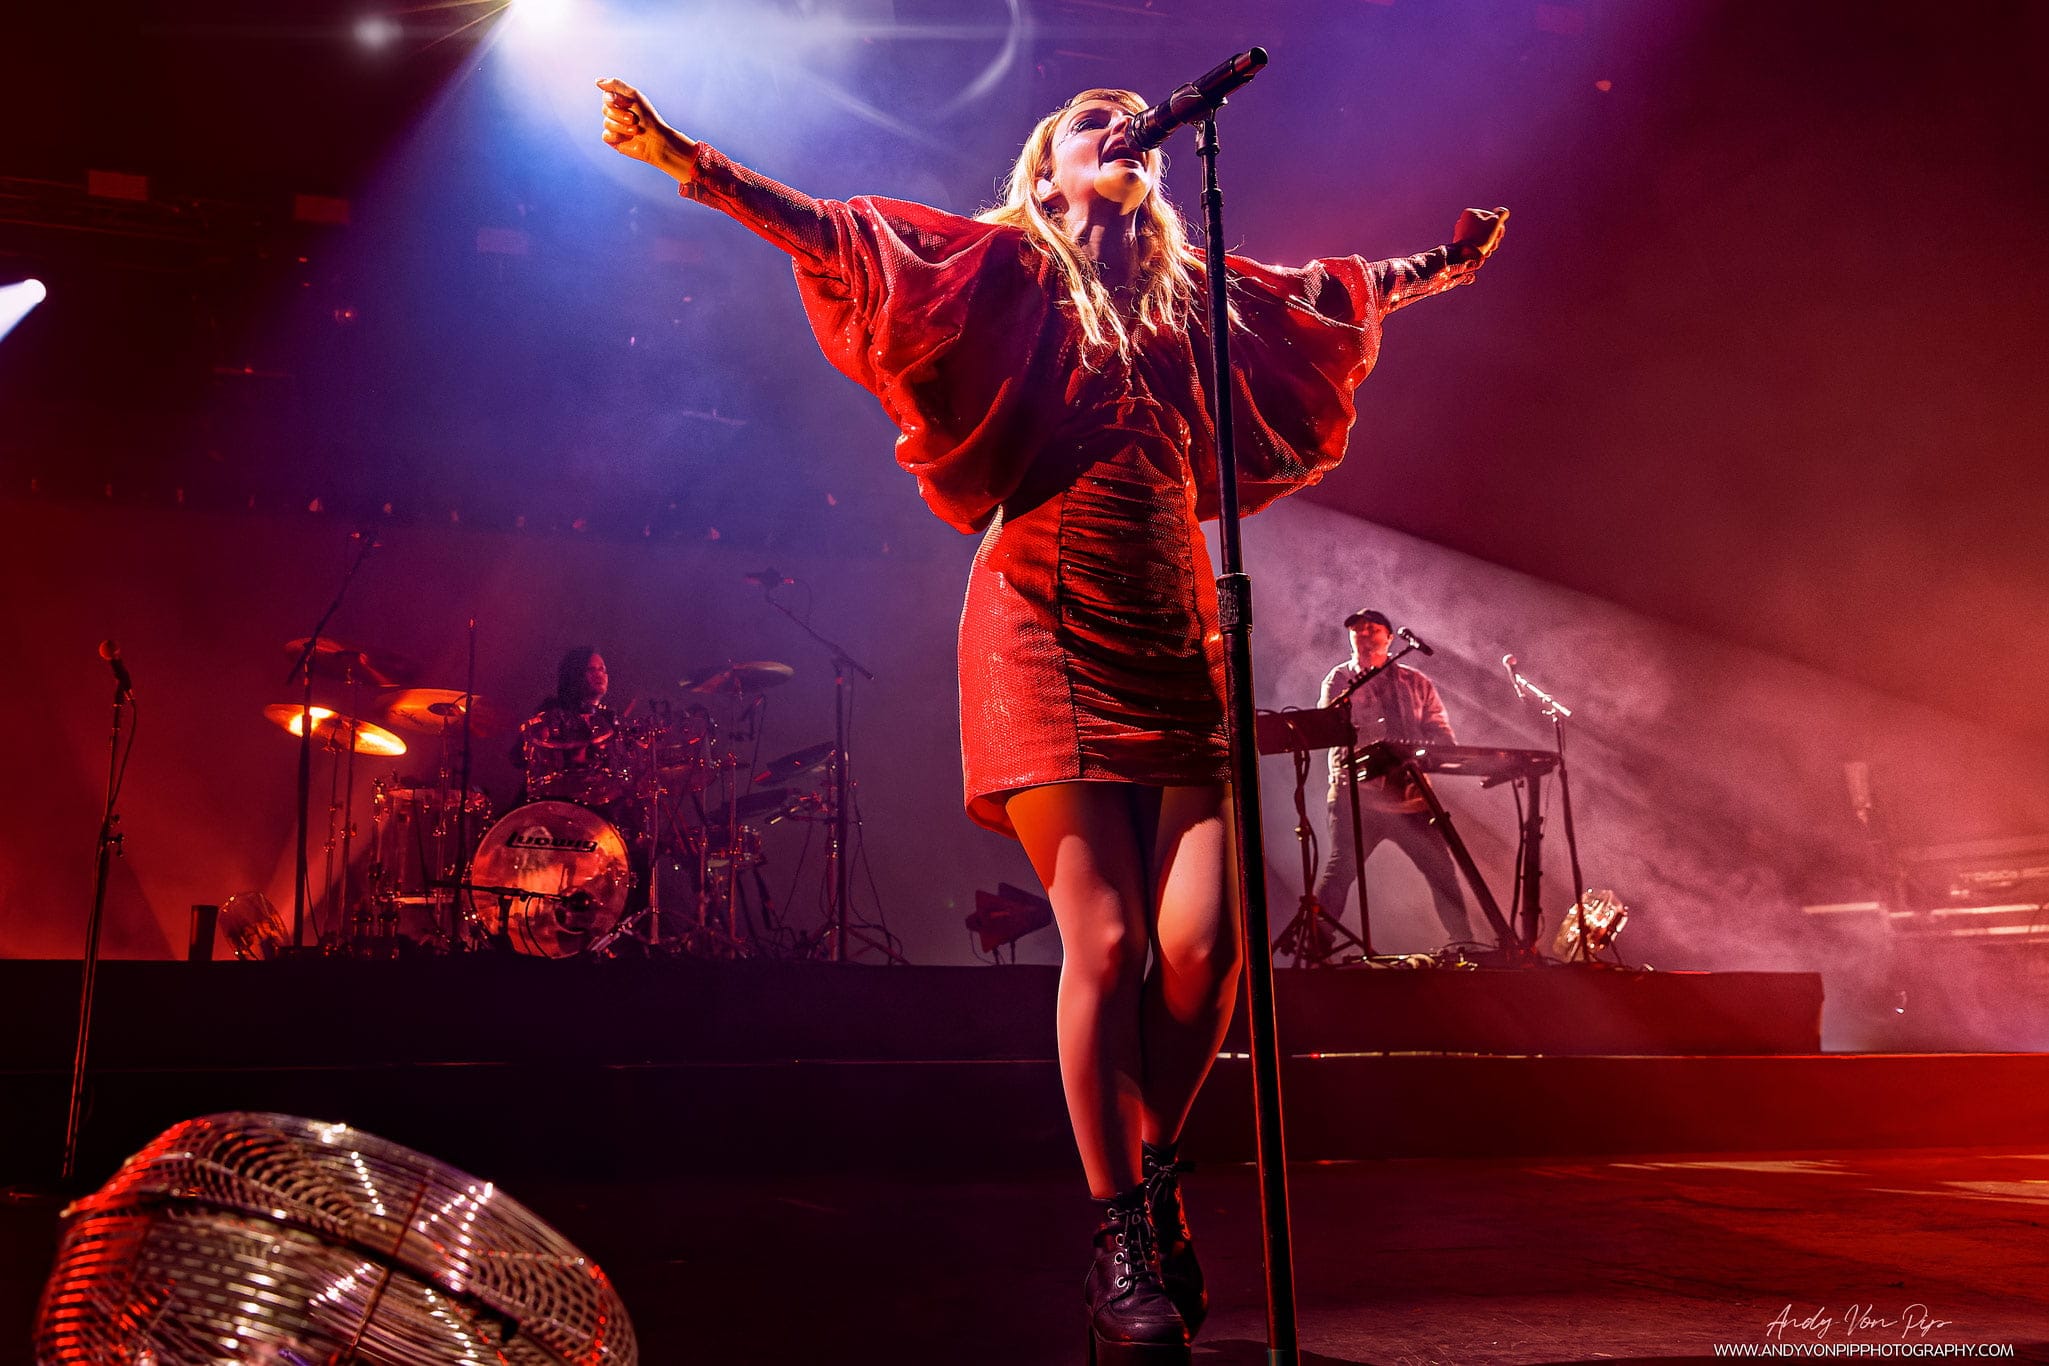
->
(679, 144, 1065, 533)
(1181, 247, 1483, 520)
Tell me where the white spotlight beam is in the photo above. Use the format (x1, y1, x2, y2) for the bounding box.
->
(0, 279, 47, 345)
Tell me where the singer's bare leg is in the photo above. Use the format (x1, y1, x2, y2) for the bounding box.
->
(1137, 783, 1240, 1149)
(1008, 780, 1238, 1198)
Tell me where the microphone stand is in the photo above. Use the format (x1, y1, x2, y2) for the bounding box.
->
(284, 534, 379, 951)
(1315, 643, 1426, 960)
(758, 587, 904, 965)
(1195, 109, 1300, 1366)
(1506, 660, 1590, 959)
(61, 670, 134, 1181)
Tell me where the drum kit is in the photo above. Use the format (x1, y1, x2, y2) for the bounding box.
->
(264, 637, 833, 960)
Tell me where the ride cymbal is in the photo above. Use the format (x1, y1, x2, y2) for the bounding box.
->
(381, 688, 509, 737)
(753, 740, 834, 784)
(682, 660, 794, 695)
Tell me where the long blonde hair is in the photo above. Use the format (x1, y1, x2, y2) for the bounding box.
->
(977, 88, 1202, 357)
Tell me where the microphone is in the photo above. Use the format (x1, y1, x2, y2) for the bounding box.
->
(99, 639, 135, 699)
(1502, 654, 1527, 700)
(1127, 48, 1269, 152)
(1397, 627, 1434, 657)
(743, 567, 791, 587)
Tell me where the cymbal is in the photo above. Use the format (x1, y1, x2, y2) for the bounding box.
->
(754, 740, 834, 785)
(262, 703, 407, 756)
(682, 660, 794, 696)
(732, 787, 792, 820)
(284, 636, 420, 688)
(382, 688, 509, 737)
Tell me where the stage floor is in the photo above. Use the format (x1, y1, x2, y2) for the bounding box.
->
(8, 1147, 2048, 1364)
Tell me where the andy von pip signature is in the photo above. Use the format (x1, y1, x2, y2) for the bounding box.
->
(1766, 1302, 1954, 1341)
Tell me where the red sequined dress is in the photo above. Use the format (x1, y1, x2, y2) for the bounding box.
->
(680, 146, 1479, 837)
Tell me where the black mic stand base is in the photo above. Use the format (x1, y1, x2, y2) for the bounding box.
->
(1270, 896, 1365, 968)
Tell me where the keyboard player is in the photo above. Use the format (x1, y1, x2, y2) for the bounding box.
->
(1313, 608, 1472, 947)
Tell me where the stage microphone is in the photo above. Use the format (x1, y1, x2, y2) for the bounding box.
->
(1126, 48, 1269, 152)
(1502, 653, 1526, 700)
(1397, 627, 1434, 657)
(742, 567, 791, 587)
(99, 639, 134, 699)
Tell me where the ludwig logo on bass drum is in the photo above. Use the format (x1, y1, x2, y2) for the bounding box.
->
(508, 832, 600, 853)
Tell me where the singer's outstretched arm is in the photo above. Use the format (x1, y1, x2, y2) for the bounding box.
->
(1369, 206, 1510, 311)
(597, 76, 842, 263)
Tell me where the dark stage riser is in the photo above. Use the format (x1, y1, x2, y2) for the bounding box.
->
(0, 956, 1892, 1186)
(10, 1053, 2049, 1192)
(0, 959, 1822, 1071)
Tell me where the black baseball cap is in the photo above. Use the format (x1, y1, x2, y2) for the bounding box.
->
(1342, 608, 1392, 630)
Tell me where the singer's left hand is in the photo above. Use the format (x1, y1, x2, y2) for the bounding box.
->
(1452, 206, 1510, 262)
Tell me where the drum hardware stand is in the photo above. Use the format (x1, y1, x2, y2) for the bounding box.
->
(588, 723, 681, 957)
(358, 799, 401, 958)
(688, 762, 743, 958)
(431, 865, 517, 954)
(754, 590, 903, 965)
(637, 717, 666, 950)
(284, 532, 379, 952)
(688, 756, 776, 960)
(452, 618, 481, 951)
(61, 657, 135, 1182)
(438, 879, 575, 957)
(325, 665, 369, 951)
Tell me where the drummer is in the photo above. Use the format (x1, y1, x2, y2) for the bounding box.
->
(515, 647, 621, 802)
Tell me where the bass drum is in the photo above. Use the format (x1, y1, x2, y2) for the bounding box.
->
(467, 801, 633, 957)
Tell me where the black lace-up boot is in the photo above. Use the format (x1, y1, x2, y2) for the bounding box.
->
(1142, 1139, 1206, 1336)
(1083, 1184, 1189, 1364)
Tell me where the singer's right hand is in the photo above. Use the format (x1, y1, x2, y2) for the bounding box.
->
(597, 78, 697, 182)
(1452, 206, 1510, 263)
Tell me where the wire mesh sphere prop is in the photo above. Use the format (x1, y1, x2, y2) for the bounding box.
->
(35, 1111, 636, 1365)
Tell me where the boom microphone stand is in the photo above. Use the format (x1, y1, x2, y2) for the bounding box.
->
(756, 582, 904, 965)
(284, 533, 379, 950)
(62, 652, 135, 1181)
(1142, 48, 1302, 1364)
(1504, 656, 1590, 958)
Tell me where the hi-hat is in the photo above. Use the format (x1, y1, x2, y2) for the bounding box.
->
(283, 636, 420, 688)
(381, 688, 508, 737)
(682, 660, 794, 695)
(262, 703, 407, 756)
